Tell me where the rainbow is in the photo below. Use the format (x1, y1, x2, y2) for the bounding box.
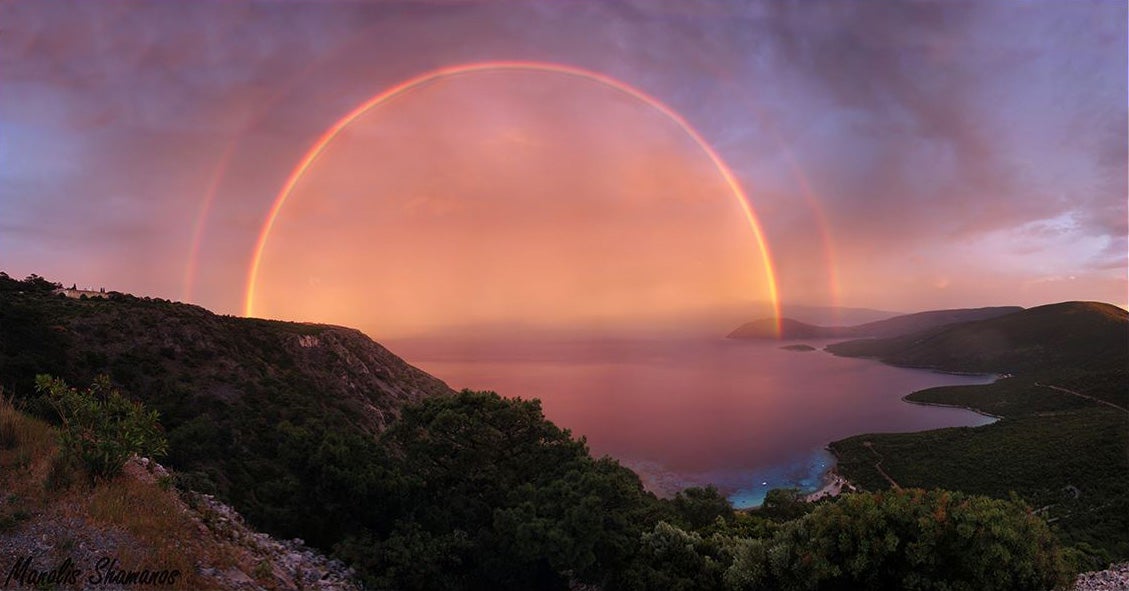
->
(243, 61, 782, 332)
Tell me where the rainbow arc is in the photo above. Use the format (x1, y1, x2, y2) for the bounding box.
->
(242, 61, 783, 334)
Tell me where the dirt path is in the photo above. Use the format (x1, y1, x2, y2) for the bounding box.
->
(1035, 383, 1129, 414)
(862, 441, 901, 490)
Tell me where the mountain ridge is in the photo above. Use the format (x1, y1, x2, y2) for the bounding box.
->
(727, 305, 1025, 340)
(825, 301, 1127, 375)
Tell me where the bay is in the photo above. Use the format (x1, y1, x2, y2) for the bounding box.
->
(393, 337, 996, 508)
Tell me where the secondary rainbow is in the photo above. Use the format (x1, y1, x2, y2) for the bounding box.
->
(244, 61, 782, 331)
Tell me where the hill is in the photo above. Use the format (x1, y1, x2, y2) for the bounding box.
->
(0, 273, 451, 546)
(727, 306, 1022, 340)
(827, 302, 1129, 565)
(826, 302, 1127, 375)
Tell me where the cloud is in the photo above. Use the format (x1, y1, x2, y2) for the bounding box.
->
(1, 0, 1124, 315)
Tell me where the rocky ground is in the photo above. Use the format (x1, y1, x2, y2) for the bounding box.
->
(184, 489, 359, 591)
(0, 457, 359, 591)
(1073, 563, 1129, 591)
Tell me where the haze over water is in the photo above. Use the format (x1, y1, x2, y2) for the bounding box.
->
(394, 337, 996, 507)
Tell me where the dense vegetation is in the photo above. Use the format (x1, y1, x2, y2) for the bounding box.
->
(0, 273, 1097, 588)
(204, 388, 1071, 590)
(828, 302, 1129, 567)
(0, 271, 449, 542)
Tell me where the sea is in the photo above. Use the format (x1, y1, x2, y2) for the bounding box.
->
(394, 337, 996, 508)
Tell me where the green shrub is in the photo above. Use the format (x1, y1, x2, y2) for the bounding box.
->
(36, 374, 167, 483)
(728, 489, 1071, 591)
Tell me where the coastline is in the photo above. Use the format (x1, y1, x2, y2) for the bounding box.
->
(809, 377, 1004, 504)
(900, 395, 1004, 421)
(804, 464, 856, 502)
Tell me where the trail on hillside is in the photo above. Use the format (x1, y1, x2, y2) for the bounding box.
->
(1036, 383, 1129, 414)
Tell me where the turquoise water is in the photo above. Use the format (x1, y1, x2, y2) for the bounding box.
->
(395, 337, 996, 507)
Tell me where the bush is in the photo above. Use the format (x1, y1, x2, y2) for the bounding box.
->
(728, 489, 1071, 591)
(36, 374, 167, 483)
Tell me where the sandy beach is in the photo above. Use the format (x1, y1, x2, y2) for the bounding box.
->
(805, 471, 855, 502)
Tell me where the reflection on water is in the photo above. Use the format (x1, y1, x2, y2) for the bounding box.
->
(391, 338, 996, 508)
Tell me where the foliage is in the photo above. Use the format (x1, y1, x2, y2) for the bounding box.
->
(758, 487, 811, 521)
(338, 390, 662, 591)
(731, 489, 1069, 591)
(36, 374, 167, 482)
(626, 489, 1070, 591)
(832, 394, 1129, 564)
(0, 272, 61, 294)
(670, 486, 734, 530)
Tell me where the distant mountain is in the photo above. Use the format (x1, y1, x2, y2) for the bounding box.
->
(825, 301, 1127, 375)
(836, 306, 1027, 339)
(727, 317, 842, 339)
(727, 306, 1023, 340)
(776, 303, 899, 326)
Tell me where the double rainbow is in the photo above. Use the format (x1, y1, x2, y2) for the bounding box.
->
(238, 61, 783, 333)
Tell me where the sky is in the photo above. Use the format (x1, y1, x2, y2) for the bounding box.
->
(2, 0, 1126, 339)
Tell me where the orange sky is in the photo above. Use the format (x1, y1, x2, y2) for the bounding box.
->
(3, 1, 1125, 338)
(252, 72, 767, 337)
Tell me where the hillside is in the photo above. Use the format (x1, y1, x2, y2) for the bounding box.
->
(827, 302, 1129, 565)
(0, 274, 451, 546)
(727, 306, 1022, 340)
(826, 302, 1127, 375)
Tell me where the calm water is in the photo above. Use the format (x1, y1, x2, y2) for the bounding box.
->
(393, 338, 996, 507)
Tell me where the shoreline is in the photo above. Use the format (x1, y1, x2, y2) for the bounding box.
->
(809, 379, 1004, 504)
(900, 395, 1004, 420)
(803, 463, 857, 502)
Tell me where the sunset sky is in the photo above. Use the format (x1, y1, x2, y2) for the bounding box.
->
(2, 1, 1125, 338)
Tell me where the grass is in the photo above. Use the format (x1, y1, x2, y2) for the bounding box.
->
(0, 393, 55, 462)
(0, 393, 59, 531)
(84, 476, 205, 589)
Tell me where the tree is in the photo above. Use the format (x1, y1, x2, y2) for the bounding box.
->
(759, 487, 809, 521)
(347, 390, 661, 591)
(670, 486, 734, 529)
(21, 274, 61, 293)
